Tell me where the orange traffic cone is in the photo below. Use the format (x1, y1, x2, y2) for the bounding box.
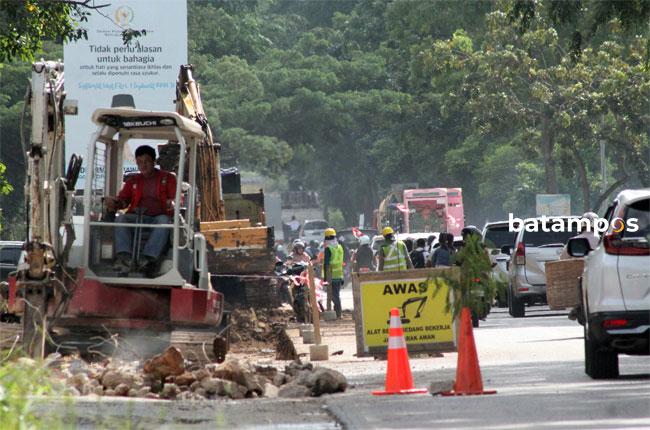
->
(373, 308, 428, 395)
(442, 307, 496, 396)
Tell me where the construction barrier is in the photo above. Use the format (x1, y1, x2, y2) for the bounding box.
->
(351, 268, 459, 358)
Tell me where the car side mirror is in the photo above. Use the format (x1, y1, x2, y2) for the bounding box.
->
(500, 245, 512, 255)
(567, 237, 591, 257)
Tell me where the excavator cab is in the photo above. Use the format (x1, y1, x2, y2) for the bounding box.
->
(82, 107, 210, 289)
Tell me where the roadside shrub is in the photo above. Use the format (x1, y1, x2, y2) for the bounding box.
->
(0, 358, 58, 429)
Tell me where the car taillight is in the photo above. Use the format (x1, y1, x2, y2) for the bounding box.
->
(602, 319, 629, 329)
(604, 234, 650, 256)
(515, 242, 525, 265)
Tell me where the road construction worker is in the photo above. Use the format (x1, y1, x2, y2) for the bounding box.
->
(306, 240, 320, 260)
(352, 235, 375, 272)
(377, 227, 413, 271)
(322, 227, 344, 318)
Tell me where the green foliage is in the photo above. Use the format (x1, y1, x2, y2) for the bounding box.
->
(0, 162, 13, 233)
(0, 358, 59, 429)
(1, 0, 648, 230)
(433, 235, 496, 319)
(220, 128, 292, 177)
(509, 0, 650, 59)
(0, 1, 88, 62)
(326, 208, 346, 231)
(0, 163, 12, 196)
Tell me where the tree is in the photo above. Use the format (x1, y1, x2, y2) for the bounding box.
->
(0, 1, 88, 62)
(509, 0, 650, 61)
(0, 162, 13, 233)
(0, 1, 148, 62)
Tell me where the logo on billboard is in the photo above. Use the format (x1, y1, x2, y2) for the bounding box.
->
(115, 6, 134, 26)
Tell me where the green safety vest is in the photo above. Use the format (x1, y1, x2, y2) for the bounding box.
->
(324, 244, 344, 280)
(381, 241, 408, 272)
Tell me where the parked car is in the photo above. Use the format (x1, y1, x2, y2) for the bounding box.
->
(505, 216, 580, 317)
(0, 241, 23, 282)
(299, 219, 329, 245)
(482, 221, 518, 307)
(567, 189, 649, 379)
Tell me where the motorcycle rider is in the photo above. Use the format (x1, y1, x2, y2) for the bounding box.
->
(431, 233, 453, 267)
(289, 240, 311, 264)
(377, 226, 413, 271)
(306, 240, 320, 260)
(322, 227, 344, 319)
(352, 235, 375, 272)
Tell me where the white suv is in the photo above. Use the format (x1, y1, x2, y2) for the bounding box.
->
(299, 219, 329, 245)
(567, 189, 650, 379)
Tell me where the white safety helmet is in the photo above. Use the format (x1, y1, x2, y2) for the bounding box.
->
(359, 235, 370, 245)
(292, 239, 305, 250)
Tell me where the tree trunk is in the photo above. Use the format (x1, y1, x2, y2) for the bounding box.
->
(569, 145, 590, 212)
(541, 109, 558, 193)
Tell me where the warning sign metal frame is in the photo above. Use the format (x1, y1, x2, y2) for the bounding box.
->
(351, 267, 460, 358)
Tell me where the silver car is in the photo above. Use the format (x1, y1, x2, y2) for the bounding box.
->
(506, 216, 579, 317)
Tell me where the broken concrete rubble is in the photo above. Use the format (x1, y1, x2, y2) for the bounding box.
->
(143, 346, 184, 379)
(44, 347, 347, 400)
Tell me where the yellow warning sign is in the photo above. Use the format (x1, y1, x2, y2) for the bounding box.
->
(352, 268, 457, 357)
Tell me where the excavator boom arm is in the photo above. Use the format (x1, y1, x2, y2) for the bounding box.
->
(176, 64, 224, 221)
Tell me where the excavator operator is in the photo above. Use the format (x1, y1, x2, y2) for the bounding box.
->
(105, 145, 177, 277)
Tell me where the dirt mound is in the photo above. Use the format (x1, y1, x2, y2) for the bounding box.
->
(229, 307, 293, 353)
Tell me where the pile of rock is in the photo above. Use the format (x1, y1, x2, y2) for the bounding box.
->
(44, 347, 347, 400)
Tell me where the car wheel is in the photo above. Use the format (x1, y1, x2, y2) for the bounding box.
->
(510, 293, 525, 318)
(584, 325, 618, 379)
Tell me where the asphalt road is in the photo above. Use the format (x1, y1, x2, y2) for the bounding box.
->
(32, 297, 650, 429)
(328, 304, 650, 430)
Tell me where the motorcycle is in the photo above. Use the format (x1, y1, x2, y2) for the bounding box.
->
(275, 260, 324, 323)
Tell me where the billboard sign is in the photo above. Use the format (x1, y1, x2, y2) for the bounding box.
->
(536, 194, 571, 216)
(64, 0, 187, 183)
